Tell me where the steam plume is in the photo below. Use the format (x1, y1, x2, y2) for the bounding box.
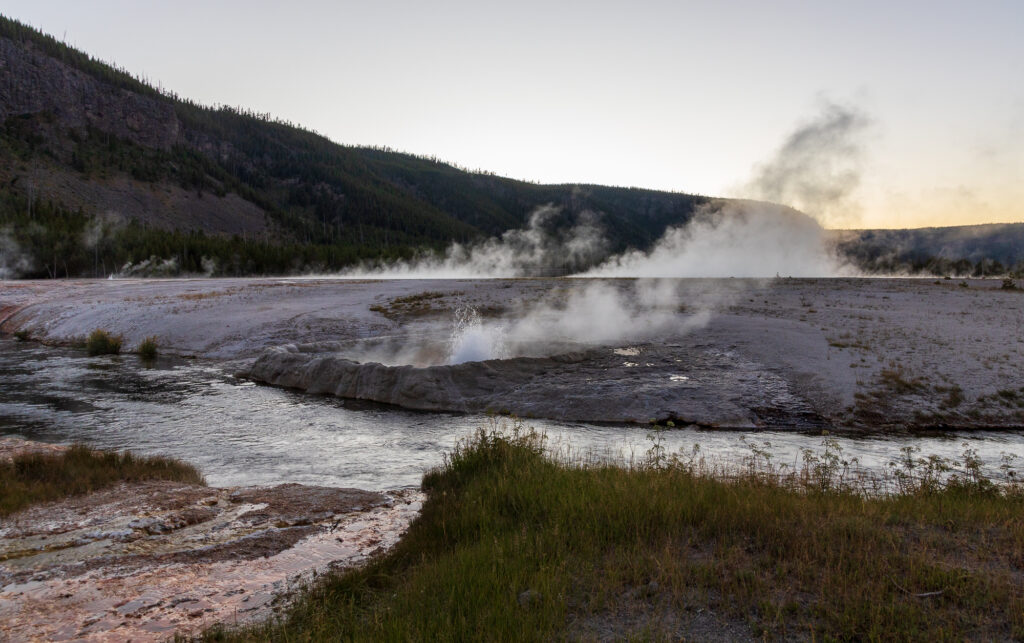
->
(746, 101, 870, 228)
(586, 201, 846, 278)
(0, 227, 33, 279)
(345, 205, 608, 278)
(444, 280, 713, 364)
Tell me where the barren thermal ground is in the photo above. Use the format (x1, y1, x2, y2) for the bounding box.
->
(3, 276, 1022, 431)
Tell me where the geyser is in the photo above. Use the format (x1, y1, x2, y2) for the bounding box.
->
(447, 307, 506, 364)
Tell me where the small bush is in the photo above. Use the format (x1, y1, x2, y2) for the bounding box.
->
(138, 335, 158, 360)
(13, 328, 31, 341)
(86, 329, 122, 356)
(1001, 278, 1018, 291)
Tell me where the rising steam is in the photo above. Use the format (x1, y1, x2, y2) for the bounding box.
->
(746, 100, 871, 228)
(443, 279, 713, 364)
(586, 201, 848, 278)
(0, 227, 33, 279)
(340, 102, 869, 283)
(345, 205, 608, 279)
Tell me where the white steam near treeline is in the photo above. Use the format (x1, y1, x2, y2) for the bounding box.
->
(747, 101, 870, 229)
(346, 205, 607, 279)
(342, 101, 873, 364)
(348, 101, 870, 282)
(0, 227, 33, 280)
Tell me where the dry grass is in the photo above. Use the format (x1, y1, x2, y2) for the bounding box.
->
(138, 335, 158, 360)
(203, 429, 1024, 641)
(85, 329, 122, 355)
(0, 445, 204, 517)
(369, 290, 463, 319)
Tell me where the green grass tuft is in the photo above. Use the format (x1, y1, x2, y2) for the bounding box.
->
(0, 445, 205, 517)
(85, 329, 122, 356)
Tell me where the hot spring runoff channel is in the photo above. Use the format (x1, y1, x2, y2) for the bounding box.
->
(2, 339, 1023, 490)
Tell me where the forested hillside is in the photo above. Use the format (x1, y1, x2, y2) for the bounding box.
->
(1, 15, 1020, 278)
(0, 15, 707, 277)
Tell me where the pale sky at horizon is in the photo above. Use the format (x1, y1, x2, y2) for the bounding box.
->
(3, 0, 1022, 229)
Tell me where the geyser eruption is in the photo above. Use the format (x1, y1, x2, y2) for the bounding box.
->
(437, 279, 717, 364)
(447, 307, 506, 364)
(247, 279, 737, 422)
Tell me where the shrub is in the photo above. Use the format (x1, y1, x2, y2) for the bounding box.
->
(138, 335, 158, 360)
(1002, 278, 1018, 290)
(85, 329, 122, 356)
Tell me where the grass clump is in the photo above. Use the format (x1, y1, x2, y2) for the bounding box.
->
(138, 335, 158, 360)
(0, 445, 204, 516)
(13, 328, 31, 341)
(85, 329, 122, 356)
(205, 428, 1024, 641)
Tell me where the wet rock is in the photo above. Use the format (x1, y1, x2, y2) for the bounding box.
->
(248, 339, 821, 427)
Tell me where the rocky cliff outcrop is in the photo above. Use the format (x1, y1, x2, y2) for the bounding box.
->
(0, 38, 181, 149)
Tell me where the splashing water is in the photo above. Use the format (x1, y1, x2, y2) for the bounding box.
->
(447, 307, 505, 364)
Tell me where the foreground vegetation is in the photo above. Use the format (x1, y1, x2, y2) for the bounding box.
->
(0, 445, 204, 516)
(204, 429, 1024, 641)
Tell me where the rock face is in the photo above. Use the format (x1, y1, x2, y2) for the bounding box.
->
(0, 38, 181, 150)
(247, 341, 827, 428)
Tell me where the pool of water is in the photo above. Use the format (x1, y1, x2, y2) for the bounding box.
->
(2, 339, 1022, 490)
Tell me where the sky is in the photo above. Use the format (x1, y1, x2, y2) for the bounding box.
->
(3, 0, 1022, 229)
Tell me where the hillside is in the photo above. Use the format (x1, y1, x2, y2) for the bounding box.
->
(0, 15, 1020, 279)
(832, 224, 1024, 276)
(0, 15, 708, 277)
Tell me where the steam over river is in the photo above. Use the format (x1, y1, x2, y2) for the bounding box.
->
(2, 338, 1023, 489)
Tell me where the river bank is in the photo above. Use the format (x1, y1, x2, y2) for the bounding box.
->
(0, 438, 422, 641)
(205, 429, 1024, 641)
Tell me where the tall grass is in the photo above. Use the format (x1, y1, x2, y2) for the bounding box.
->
(206, 427, 1024, 641)
(0, 445, 205, 516)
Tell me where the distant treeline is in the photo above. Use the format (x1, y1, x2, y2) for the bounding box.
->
(2, 183, 1021, 278)
(835, 227, 1024, 278)
(0, 185, 424, 278)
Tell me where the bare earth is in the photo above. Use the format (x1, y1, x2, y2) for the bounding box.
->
(0, 439, 422, 642)
(2, 276, 1022, 430)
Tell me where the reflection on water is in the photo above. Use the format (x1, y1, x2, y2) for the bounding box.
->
(2, 339, 1023, 490)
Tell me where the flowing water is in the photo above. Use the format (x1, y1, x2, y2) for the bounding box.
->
(2, 338, 1023, 490)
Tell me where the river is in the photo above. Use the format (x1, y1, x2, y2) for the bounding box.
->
(2, 338, 1022, 489)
